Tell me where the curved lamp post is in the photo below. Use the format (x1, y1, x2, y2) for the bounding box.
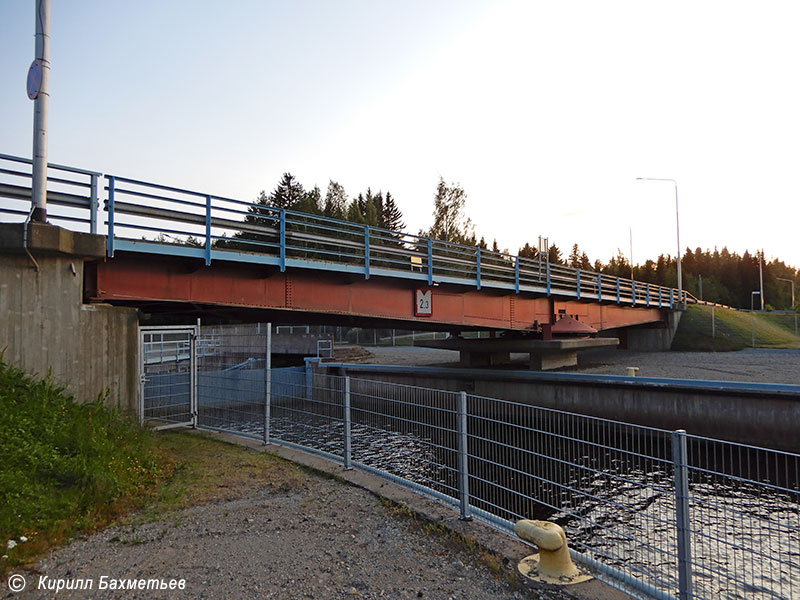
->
(636, 177, 682, 303)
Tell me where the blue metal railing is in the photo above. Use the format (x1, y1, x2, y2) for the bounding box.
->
(0, 152, 687, 308)
(0, 152, 102, 233)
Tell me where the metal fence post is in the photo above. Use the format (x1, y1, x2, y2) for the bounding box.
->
(672, 429, 693, 600)
(89, 173, 98, 234)
(364, 225, 370, 279)
(476, 248, 481, 290)
(205, 195, 212, 266)
(106, 175, 115, 257)
(457, 391, 471, 520)
(427, 238, 433, 285)
(344, 376, 352, 470)
(711, 306, 715, 339)
(264, 323, 271, 445)
(191, 321, 199, 428)
(279, 209, 286, 272)
(546, 262, 551, 296)
(305, 359, 313, 400)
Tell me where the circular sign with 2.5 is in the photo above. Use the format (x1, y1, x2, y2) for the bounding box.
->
(27, 59, 43, 100)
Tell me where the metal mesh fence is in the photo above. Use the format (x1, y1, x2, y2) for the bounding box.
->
(684, 435, 800, 600)
(465, 394, 679, 595)
(349, 378, 460, 501)
(184, 328, 800, 600)
(675, 305, 800, 350)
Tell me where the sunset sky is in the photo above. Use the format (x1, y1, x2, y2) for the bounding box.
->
(2, 1, 798, 268)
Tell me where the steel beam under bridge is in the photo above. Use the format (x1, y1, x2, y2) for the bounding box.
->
(86, 254, 668, 332)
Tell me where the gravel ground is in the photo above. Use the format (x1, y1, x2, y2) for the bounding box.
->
(12, 470, 530, 600)
(360, 346, 800, 385)
(575, 347, 800, 384)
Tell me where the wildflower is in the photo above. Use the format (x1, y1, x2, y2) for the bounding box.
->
(6, 540, 16, 549)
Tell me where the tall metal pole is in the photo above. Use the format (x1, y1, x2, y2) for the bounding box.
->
(758, 249, 765, 311)
(674, 182, 682, 301)
(776, 277, 795, 308)
(751, 291, 759, 348)
(629, 227, 634, 280)
(636, 178, 682, 302)
(30, 0, 51, 222)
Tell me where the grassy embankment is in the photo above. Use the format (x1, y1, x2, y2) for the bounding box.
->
(672, 304, 800, 351)
(0, 357, 304, 575)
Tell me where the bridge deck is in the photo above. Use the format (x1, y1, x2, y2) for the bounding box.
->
(2, 152, 685, 331)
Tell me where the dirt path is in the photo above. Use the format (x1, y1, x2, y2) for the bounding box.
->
(16, 479, 521, 600)
(9, 432, 627, 600)
(10, 431, 552, 600)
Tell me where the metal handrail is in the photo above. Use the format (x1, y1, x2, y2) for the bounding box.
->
(0, 152, 689, 308)
(0, 153, 100, 233)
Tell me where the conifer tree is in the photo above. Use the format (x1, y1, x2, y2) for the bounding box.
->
(381, 192, 405, 231)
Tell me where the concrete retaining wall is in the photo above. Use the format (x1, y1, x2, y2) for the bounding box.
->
(325, 364, 800, 453)
(0, 225, 138, 412)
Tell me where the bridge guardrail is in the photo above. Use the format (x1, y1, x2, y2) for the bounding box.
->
(0, 152, 687, 309)
(0, 153, 101, 233)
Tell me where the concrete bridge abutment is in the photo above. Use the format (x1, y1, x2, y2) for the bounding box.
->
(0, 223, 138, 411)
(602, 307, 683, 351)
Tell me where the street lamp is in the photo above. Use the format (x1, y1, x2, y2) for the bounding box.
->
(751, 291, 761, 347)
(30, 0, 51, 222)
(636, 178, 682, 302)
(776, 277, 796, 308)
(751, 291, 761, 312)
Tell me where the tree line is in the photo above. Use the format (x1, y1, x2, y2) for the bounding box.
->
(239, 173, 799, 311)
(248, 172, 405, 231)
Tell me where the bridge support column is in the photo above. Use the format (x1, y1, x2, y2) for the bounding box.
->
(459, 350, 511, 368)
(615, 309, 684, 351)
(529, 350, 578, 371)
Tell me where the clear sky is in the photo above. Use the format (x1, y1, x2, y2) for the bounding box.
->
(2, 1, 799, 268)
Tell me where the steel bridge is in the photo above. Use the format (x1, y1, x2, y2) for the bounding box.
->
(1, 152, 687, 332)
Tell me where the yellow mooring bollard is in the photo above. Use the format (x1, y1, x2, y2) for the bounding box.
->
(626, 366, 640, 377)
(514, 520, 592, 585)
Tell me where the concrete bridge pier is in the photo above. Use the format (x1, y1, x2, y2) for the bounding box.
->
(0, 223, 138, 411)
(602, 309, 684, 351)
(417, 337, 620, 370)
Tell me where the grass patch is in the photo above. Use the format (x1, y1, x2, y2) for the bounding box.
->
(0, 357, 306, 575)
(134, 431, 306, 522)
(672, 305, 800, 350)
(0, 357, 166, 572)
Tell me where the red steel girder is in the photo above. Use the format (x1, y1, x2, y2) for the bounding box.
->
(87, 254, 667, 331)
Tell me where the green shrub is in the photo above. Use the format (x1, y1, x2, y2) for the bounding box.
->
(0, 357, 163, 552)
